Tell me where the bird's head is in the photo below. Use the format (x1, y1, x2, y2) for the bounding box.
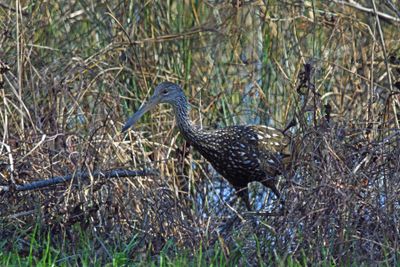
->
(122, 82, 185, 132)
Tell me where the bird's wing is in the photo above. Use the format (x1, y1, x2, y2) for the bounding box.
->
(249, 125, 290, 154)
(230, 125, 291, 175)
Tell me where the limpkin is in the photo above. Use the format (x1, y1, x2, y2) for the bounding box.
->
(122, 82, 291, 209)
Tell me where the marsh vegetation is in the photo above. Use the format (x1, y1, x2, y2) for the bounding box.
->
(1, 0, 399, 265)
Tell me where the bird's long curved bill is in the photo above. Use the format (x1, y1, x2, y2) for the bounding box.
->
(121, 96, 158, 132)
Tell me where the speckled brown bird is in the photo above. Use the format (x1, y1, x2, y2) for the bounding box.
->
(122, 82, 291, 209)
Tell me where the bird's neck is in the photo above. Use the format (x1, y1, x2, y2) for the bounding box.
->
(173, 97, 200, 142)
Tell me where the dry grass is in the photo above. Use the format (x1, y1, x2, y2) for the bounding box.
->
(0, 0, 399, 264)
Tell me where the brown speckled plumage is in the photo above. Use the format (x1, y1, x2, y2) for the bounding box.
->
(122, 82, 291, 209)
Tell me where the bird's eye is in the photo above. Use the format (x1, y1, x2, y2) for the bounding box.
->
(162, 89, 168, 95)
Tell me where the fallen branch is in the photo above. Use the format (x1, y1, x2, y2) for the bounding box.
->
(0, 169, 159, 193)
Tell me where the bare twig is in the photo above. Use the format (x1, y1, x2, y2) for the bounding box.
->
(333, 0, 400, 23)
(0, 2, 29, 16)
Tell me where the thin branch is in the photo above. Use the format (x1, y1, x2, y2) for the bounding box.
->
(333, 0, 400, 23)
(0, 169, 158, 193)
(0, 2, 29, 16)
